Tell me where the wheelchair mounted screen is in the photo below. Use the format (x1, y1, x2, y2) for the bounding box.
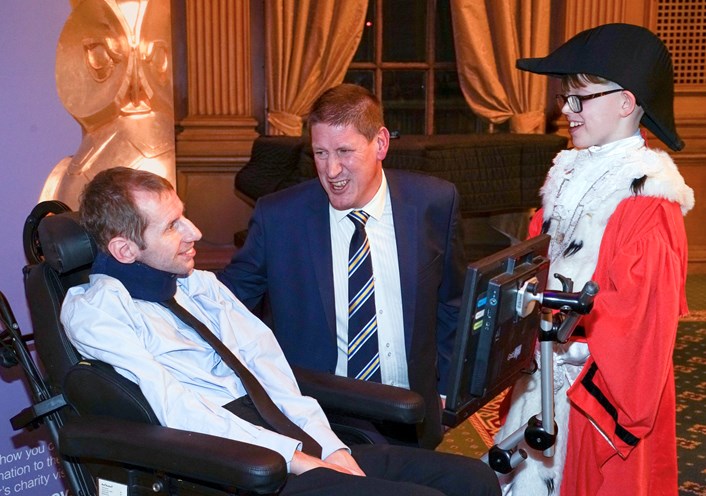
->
(443, 234, 550, 427)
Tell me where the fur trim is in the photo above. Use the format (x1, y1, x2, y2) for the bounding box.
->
(540, 136, 693, 290)
(639, 148, 694, 214)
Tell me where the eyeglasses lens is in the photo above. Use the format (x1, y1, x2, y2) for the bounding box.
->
(567, 96, 582, 113)
(556, 95, 582, 113)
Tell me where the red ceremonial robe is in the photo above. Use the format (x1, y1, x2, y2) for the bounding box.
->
(528, 196, 687, 495)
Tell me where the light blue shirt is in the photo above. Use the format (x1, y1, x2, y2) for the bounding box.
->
(62, 269, 347, 469)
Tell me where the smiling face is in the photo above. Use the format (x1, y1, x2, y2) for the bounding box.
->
(132, 189, 202, 276)
(560, 81, 629, 149)
(558, 74, 644, 150)
(311, 123, 389, 211)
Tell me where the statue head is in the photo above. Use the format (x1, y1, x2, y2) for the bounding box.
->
(42, 0, 175, 208)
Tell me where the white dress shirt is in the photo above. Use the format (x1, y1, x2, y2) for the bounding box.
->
(61, 270, 347, 469)
(330, 172, 409, 388)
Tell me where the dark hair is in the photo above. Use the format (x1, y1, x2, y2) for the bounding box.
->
(560, 73, 613, 92)
(79, 167, 174, 252)
(307, 84, 385, 141)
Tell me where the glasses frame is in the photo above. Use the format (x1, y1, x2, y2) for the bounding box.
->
(556, 89, 623, 113)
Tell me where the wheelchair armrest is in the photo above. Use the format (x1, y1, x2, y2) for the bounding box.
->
(11, 394, 67, 430)
(292, 366, 425, 424)
(58, 415, 287, 494)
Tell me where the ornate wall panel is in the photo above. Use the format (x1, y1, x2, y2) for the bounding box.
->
(656, 0, 706, 87)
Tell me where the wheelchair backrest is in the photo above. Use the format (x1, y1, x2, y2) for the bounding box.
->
(24, 210, 159, 424)
(25, 212, 91, 390)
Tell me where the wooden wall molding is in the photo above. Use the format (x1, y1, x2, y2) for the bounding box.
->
(177, 115, 258, 160)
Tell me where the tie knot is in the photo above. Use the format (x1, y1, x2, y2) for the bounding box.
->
(348, 210, 370, 228)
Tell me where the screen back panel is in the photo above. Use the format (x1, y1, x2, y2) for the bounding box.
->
(443, 234, 550, 427)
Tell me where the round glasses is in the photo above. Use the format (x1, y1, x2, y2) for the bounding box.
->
(555, 89, 623, 113)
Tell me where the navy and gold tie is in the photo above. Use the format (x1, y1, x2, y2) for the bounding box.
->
(347, 210, 381, 382)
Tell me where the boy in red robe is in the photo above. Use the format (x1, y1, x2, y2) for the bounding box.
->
(496, 23, 694, 495)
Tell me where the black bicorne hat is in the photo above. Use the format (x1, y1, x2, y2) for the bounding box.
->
(517, 23, 683, 151)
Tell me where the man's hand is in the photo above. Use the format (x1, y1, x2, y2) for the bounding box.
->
(290, 449, 365, 476)
(324, 449, 365, 476)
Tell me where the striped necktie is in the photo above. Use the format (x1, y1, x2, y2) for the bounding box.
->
(346, 210, 381, 382)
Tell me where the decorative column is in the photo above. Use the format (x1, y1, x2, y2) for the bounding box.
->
(176, 0, 258, 161)
(174, 0, 259, 256)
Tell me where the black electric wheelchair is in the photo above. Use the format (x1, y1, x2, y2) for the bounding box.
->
(2, 200, 597, 495)
(1, 201, 426, 495)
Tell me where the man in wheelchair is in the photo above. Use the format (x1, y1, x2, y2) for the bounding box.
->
(60, 166, 500, 495)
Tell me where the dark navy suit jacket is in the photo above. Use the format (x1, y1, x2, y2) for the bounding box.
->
(218, 169, 466, 448)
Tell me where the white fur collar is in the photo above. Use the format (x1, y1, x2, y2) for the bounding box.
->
(540, 135, 694, 290)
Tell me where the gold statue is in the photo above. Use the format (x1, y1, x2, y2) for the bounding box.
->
(41, 0, 175, 209)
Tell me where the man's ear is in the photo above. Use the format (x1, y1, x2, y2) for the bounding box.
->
(620, 90, 639, 117)
(107, 236, 140, 264)
(375, 126, 390, 161)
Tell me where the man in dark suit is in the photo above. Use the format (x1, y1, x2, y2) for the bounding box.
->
(218, 84, 466, 449)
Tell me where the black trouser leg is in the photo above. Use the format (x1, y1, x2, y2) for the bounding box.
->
(352, 444, 500, 496)
(279, 444, 500, 496)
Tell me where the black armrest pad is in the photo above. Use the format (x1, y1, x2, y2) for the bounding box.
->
(292, 366, 425, 424)
(58, 415, 287, 494)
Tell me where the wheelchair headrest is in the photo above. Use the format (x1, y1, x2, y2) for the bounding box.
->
(38, 212, 98, 274)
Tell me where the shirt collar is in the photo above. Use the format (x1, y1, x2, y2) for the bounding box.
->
(330, 170, 388, 224)
(585, 130, 645, 156)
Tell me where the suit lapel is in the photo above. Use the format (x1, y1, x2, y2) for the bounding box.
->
(306, 196, 337, 341)
(388, 174, 417, 356)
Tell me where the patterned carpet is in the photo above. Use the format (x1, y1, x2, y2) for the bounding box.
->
(675, 321, 706, 495)
(438, 277, 706, 494)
